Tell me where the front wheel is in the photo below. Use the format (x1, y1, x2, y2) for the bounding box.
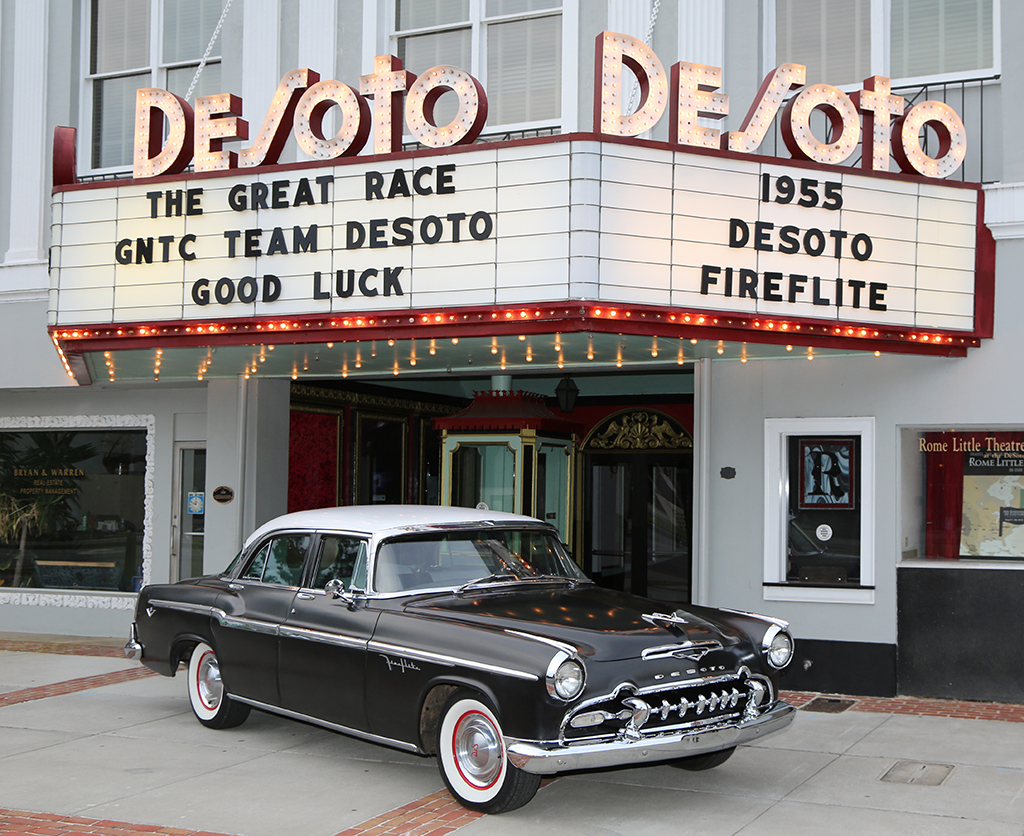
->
(436, 690, 541, 814)
(186, 642, 250, 729)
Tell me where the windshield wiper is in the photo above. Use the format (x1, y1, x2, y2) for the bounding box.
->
(455, 573, 520, 593)
(519, 573, 581, 586)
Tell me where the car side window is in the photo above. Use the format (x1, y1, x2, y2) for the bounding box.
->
(241, 534, 310, 586)
(312, 536, 367, 590)
(241, 542, 271, 581)
(261, 535, 311, 586)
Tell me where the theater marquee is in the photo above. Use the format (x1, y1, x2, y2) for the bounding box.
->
(48, 31, 993, 379)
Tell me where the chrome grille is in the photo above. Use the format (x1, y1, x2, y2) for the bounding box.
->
(562, 674, 753, 743)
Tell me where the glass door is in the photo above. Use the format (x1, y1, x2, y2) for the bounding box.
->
(173, 446, 206, 581)
(584, 451, 693, 604)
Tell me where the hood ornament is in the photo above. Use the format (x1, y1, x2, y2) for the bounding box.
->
(641, 611, 688, 629)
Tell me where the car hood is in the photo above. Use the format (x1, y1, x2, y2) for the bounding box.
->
(403, 583, 744, 661)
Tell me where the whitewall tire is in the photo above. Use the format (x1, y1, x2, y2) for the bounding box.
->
(436, 690, 541, 814)
(186, 642, 250, 729)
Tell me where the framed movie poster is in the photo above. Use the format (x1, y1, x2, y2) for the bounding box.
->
(798, 437, 855, 509)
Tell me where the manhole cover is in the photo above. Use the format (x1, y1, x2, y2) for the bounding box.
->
(801, 697, 855, 713)
(880, 760, 956, 786)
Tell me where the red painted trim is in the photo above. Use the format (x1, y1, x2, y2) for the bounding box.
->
(592, 33, 606, 134)
(48, 299, 980, 359)
(52, 127, 78, 188)
(973, 188, 996, 340)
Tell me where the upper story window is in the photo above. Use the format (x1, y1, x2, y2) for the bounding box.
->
(772, 0, 997, 85)
(392, 0, 563, 131)
(86, 0, 224, 172)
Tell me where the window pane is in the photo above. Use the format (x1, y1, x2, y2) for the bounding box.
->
(906, 429, 1024, 560)
(451, 444, 516, 513)
(242, 542, 270, 580)
(313, 536, 367, 589)
(397, 0, 469, 30)
(0, 429, 148, 592)
(357, 417, 406, 505)
(166, 61, 222, 100)
(776, 0, 870, 86)
(261, 534, 311, 586)
(163, 0, 223, 64)
(92, 72, 150, 169)
(891, 0, 993, 78)
(398, 28, 472, 73)
(487, 16, 561, 123)
(486, 0, 560, 15)
(92, 0, 151, 74)
(398, 29, 472, 126)
(786, 435, 861, 584)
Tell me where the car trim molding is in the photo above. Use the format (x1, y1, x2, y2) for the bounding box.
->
(369, 640, 538, 681)
(148, 600, 283, 637)
(147, 599, 217, 618)
(231, 696, 421, 753)
(504, 629, 578, 656)
(279, 624, 367, 650)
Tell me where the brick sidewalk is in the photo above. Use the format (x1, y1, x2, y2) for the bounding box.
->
(2, 638, 1023, 836)
(0, 809, 240, 836)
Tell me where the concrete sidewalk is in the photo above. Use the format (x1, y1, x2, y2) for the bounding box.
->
(1, 640, 1023, 836)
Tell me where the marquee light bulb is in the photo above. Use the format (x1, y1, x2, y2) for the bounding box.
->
(726, 63, 805, 154)
(406, 65, 488, 148)
(892, 100, 967, 178)
(781, 84, 860, 165)
(671, 61, 728, 148)
(596, 31, 668, 137)
(294, 80, 370, 160)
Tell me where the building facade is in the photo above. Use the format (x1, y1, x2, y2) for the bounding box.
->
(1, 0, 1021, 703)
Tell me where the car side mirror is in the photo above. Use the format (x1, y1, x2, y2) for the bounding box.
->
(325, 578, 346, 599)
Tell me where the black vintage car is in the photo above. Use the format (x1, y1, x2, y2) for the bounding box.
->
(126, 506, 795, 813)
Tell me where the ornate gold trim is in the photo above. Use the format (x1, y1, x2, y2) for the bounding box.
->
(582, 409, 693, 451)
(291, 383, 461, 416)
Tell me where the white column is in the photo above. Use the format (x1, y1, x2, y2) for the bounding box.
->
(678, 0, 724, 68)
(297, 0, 337, 77)
(607, 0, 649, 40)
(4, 0, 49, 265)
(241, 0, 283, 152)
(692, 357, 713, 606)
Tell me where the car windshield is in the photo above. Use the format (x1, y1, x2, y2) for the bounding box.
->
(373, 527, 588, 593)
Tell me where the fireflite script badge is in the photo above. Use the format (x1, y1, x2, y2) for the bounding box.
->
(381, 655, 421, 674)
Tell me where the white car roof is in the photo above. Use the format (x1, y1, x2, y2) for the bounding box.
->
(243, 504, 547, 549)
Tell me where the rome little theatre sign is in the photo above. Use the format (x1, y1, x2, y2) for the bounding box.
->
(49, 32, 991, 352)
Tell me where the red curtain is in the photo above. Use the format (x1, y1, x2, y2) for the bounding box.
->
(924, 431, 962, 559)
(288, 411, 340, 513)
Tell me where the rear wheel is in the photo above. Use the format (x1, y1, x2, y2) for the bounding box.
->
(670, 746, 736, 771)
(186, 642, 250, 729)
(436, 689, 541, 814)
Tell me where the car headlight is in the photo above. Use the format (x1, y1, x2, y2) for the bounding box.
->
(546, 652, 585, 701)
(762, 625, 794, 669)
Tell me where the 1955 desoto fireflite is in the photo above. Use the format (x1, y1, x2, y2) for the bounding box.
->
(126, 505, 795, 813)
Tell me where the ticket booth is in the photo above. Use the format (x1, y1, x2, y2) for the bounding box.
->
(435, 390, 581, 544)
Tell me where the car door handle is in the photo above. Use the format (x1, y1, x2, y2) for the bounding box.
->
(228, 583, 243, 591)
(296, 592, 315, 600)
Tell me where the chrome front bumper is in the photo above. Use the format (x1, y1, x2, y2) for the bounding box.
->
(505, 700, 796, 775)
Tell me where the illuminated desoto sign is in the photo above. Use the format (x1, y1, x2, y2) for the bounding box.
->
(131, 31, 967, 182)
(49, 32, 991, 368)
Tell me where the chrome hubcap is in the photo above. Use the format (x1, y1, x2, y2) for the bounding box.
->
(454, 713, 502, 787)
(197, 653, 223, 710)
